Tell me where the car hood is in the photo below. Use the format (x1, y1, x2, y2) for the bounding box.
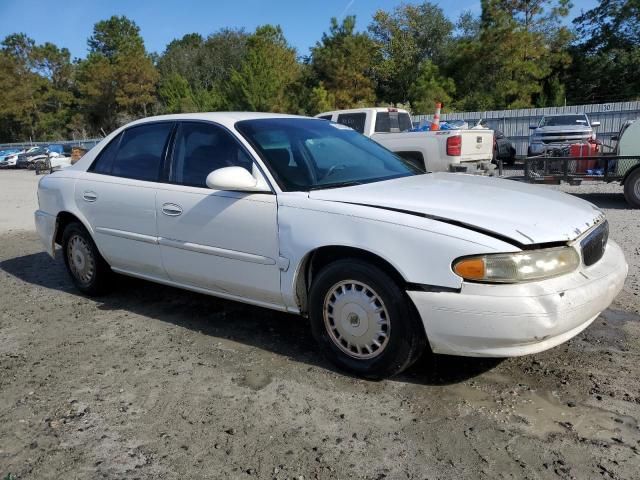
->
(308, 173, 603, 246)
(534, 125, 592, 134)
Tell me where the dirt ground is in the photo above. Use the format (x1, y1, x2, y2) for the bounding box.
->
(1, 169, 639, 479)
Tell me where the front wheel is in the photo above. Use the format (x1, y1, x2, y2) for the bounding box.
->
(62, 222, 113, 295)
(624, 168, 640, 209)
(309, 259, 427, 379)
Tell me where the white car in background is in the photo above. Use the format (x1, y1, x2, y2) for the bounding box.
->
(35, 113, 627, 379)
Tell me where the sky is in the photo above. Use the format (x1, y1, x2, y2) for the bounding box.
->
(0, 0, 600, 60)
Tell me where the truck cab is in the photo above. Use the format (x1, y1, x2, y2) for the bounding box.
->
(316, 108, 496, 174)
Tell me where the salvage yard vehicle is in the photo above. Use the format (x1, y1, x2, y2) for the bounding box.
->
(33, 151, 73, 174)
(316, 108, 496, 174)
(35, 113, 628, 379)
(523, 119, 640, 207)
(0, 148, 22, 168)
(15, 146, 49, 169)
(528, 113, 600, 157)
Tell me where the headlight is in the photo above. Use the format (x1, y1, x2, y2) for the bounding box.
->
(453, 246, 580, 283)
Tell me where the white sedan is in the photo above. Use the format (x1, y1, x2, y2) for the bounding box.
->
(35, 113, 628, 379)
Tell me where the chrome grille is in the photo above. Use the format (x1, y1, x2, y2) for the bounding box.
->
(581, 221, 608, 267)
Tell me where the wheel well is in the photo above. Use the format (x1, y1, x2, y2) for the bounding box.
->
(54, 211, 82, 246)
(622, 164, 640, 185)
(294, 246, 407, 314)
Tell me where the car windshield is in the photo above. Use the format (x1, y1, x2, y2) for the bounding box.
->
(236, 118, 420, 191)
(539, 115, 588, 127)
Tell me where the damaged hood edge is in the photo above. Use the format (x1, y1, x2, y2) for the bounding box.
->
(308, 173, 604, 246)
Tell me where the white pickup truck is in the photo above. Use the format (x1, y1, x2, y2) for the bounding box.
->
(316, 107, 495, 174)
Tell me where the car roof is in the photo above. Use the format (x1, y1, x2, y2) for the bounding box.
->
(124, 112, 315, 130)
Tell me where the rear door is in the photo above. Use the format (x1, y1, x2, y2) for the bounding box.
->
(155, 121, 283, 306)
(75, 122, 174, 280)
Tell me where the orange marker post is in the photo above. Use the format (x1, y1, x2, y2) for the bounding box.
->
(430, 102, 442, 131)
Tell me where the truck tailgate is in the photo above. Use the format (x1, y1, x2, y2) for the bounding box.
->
(460, 130, 493, 162)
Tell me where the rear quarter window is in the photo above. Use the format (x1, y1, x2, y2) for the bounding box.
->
(89, 133, 123, 174)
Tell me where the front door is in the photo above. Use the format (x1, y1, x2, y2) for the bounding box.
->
(155, 121, 283, 307)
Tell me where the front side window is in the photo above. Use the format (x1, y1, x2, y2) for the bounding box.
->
(110, 122, 173, 182)
(170, 122, 253, 188)
(236, 118, 419, 191)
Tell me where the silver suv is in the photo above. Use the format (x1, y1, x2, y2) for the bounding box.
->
(528, 114, 600, 156)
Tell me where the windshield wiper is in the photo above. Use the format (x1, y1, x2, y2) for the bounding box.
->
(308, 180, 364, 191)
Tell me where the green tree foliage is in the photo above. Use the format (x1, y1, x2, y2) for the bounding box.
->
(88, 16, 145, 58)
(306, 82, 336, 114)
(449, 1, 572, 110)
(408, 61, 455, 114)
(368, 2, 453, 104)
(567, 0, 640, 103)
(2, 2, 640, 143)
(311, 16, 377, 109)
(157, 29, 248, 91)
(228, 25, 301, 112)
(77, 16, 158, 132)
(482, 0, 571, 108)
(156, 29, 248, 113)
(0, 34, 74, 141)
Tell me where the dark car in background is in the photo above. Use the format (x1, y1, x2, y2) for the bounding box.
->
(15, 144, 66, 169)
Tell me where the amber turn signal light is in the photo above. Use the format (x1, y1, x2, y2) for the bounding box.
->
(453, 258, 485, 280)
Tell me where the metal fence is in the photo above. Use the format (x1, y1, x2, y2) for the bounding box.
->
(0, 138, 102, 151)
(412, 101, 640, 157)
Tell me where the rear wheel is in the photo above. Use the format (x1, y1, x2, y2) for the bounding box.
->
(624, 168, 640, 208)
(309, 259, 426, 379)
(62, 222, 113, 295)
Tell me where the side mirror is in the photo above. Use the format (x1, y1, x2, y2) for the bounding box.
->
(529, 125, 538, 130)
(591, 121, 601, 127)
(205, 166, 270, 192)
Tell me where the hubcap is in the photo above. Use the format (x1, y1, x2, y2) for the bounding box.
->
(67, 234, 95, 284)
(323, 280, 390, 359)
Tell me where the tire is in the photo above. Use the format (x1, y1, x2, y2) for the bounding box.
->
(62, 222, 113, 295)
(624, 168, 640, 208)
(309, 259, 427, 380)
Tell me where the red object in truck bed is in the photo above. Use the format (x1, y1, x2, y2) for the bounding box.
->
(571, 143, 599, 172)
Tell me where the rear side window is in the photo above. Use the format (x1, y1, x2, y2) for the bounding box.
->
(170, 122, 253, 188)
(336, 113, 366, 134)
(317, 115, 332, 120)
(111, 123, 173, 182)
(90, 133, 122, 174)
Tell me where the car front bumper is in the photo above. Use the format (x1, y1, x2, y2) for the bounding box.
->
(408, 240, 628, 357)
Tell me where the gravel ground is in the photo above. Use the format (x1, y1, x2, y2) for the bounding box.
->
(0, 169, 639, 479)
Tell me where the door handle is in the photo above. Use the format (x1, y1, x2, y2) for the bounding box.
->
(162, 203, 183, 216)
(83, 191, 97, 202)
